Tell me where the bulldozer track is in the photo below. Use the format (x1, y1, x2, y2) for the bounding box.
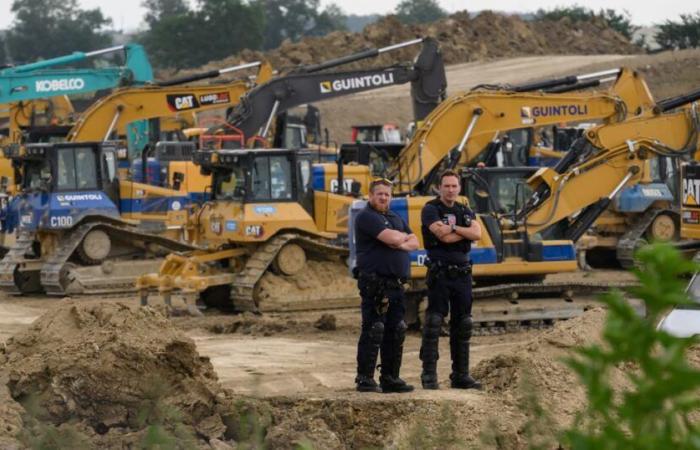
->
(230, 232, 348, 311)
(0, 231, 37, 294)
(41, 221, 195, 296)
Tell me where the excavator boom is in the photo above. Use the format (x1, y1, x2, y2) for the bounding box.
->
(390, 67, 656, 194)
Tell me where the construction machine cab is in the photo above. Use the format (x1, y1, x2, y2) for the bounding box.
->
(462, 166, 537, 215)
(3, 142, 122, 233)
(196, 148, 313, 209)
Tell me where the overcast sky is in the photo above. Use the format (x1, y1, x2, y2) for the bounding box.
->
(1, 0, 697, 31)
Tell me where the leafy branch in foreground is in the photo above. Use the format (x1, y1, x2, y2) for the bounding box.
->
(563, 243, 700, 450)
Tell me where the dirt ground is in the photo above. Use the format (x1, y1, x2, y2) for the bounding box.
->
(0, 268, 634, 449)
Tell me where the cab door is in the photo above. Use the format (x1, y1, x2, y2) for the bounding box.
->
(100, 147, 120, 207)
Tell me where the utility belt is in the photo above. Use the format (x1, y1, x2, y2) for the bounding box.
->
(353, 269, 405, 315)
(425, 259, 472, 287)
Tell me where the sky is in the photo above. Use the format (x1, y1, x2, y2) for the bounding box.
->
(0, 0, 697, 31)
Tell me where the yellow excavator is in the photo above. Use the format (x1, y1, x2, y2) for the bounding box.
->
(384, 67, 656, 194)
(515, 88, 700, 268)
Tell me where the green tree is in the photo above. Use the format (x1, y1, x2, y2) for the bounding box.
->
(0, 35, 8, 65)
(308, 3, 348, 37)
(197, 0, 265, 60)
(395, 0, 447, 25)
(6, 0, 112, 63)
(656, 12, 700, 50)
(258, 0, 317, 49)
(562, 243, 700, 449)
(142, 0, 190, 27)
(140, 0, 265, 69)
(535, 6, 638, 40)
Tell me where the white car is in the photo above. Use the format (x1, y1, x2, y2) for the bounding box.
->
(657, 273, 700, 337)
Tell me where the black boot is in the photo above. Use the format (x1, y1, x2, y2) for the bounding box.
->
(356, 321, 383, 392)
(380, 321, 414, 393)
(450, 316, 482, 390)
(419, 312, 442, 390)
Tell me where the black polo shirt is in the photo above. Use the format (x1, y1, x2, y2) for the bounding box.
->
(421, 200, 476, 265)
(355, 204, 411, 279)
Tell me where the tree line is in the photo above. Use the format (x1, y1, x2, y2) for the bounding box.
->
(1, 0, 699, 70)
(0, 0, 448, 69)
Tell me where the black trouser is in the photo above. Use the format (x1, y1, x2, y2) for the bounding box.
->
(420, 264, 474, 380)
(356, 276, 407, 381)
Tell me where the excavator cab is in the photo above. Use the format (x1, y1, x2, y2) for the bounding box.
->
(462, 166, 537, 215)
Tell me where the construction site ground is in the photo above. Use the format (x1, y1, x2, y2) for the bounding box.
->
(1, 50, 699, 448)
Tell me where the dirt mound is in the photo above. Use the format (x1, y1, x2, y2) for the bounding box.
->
(0, 302, 241, 448)
(472, 308, 627, 429)
(182, 11, 638, 76)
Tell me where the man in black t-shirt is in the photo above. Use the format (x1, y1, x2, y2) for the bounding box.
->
(420, 170, 483, 390)
(353, 179, 419, 393)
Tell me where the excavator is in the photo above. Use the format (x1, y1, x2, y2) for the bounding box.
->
(513, 88, 700, 268)
(382, 67, 656, 194)
(64, 61, 273, 202)
(210, 37, 446, 147)
(0, 44, 155, 191)
(2, 38, 447, 298)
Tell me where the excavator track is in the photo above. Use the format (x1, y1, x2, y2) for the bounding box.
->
(230, 232, 348, 311)
(616, 208, 677, 268)
(41, 221, 195, 296)
(0, 231, 39, 294)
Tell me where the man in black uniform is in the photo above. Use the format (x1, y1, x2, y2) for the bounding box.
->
(420, 170, 483, 390)
(354, 179, 419, 393)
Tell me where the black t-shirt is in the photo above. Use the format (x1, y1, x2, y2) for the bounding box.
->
(355, 205, 412, 278)
(421, 199, 476, 264)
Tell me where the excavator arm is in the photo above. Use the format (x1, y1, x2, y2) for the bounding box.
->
(225, 38, 446, 141)
(66, 62, 273, 145)
(0, 44, 153, 103)
(389, 67, 656, 194)
(518, 89, 700, 239)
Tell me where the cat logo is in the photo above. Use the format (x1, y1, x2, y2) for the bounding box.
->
(320, 81, 332, 94)
(166, 94, 200, 111)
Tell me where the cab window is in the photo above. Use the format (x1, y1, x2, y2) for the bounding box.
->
(57, 147, 98, 191)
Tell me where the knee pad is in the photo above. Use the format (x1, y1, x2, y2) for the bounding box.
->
(423, 312, 442, 338)
(370, 321, 384, 346)
(395, 320, 407, 342)
(457, 315, 473, 339)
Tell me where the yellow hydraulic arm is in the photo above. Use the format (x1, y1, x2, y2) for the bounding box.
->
(67, 62, 273, 143)
(519, 98, 700, 238)
(390, 68, 656, 193)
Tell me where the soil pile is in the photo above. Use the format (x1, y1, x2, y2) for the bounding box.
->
(0, 302, 240, 448)
(182, 11, 638, 76)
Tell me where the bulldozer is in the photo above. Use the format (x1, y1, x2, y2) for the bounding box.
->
(136, 147, 364, 311)
(0, 141, 195, 294)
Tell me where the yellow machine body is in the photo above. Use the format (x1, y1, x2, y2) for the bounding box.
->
(391, 68, 654, 192)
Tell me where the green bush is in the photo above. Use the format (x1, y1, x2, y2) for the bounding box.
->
(656, 12, 700, 49)
(562, 243, 700, 449)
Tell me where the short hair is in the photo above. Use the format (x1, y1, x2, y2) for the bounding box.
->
(439, 169, 460, 185)
(369, 178, 393, 193)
